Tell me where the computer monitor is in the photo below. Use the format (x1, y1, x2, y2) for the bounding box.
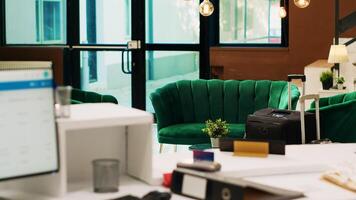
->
(0, 61, 59, 181)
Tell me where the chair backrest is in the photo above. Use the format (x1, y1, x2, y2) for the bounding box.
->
(71, 88, 118, 104)
(151, 79, 300, 130)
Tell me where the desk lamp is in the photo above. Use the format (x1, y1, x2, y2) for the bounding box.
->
(328, 44, 349, 77)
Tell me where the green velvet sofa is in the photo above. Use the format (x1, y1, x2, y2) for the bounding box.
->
(309, 91, 356, 143)
(150, 79, 300, 145)
(71, 88, 118, 104)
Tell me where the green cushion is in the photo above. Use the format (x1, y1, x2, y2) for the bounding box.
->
(223, 80, 239, 123)
(192, 80, 210, 123)
(238, 80, 256, 123)
(151, 79, 300, 145)
(177, 80, 195, 123)
(208, 80, 224, 120)
(158, 123, 246, 145)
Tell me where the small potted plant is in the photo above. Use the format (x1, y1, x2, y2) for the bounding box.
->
(202, 119, 229, 148)
(336, 76, 345, 90)
(320, 71, 334, 90)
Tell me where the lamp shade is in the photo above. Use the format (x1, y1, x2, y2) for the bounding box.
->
(328, 45, 349, 64)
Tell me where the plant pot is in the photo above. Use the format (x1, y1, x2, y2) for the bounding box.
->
(337, 83, 344, 90)
(322, 79, 333, 90)
(210, 138, 220, 148)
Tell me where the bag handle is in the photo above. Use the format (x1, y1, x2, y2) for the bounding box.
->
(288, 74, 306, 110)
(288, 74, 306, 82)
(300, 94, 320, 144)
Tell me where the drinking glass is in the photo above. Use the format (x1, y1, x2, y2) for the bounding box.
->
(55, 86, 72, 118)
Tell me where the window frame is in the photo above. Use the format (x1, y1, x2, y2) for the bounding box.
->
(36, 0, 67, 44)
(1, 0, 66, 45)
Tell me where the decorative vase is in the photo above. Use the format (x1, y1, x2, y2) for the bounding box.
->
(210, 138, 220, 148)
(337, 83, 344, 90)
(322, 79, 333, 90)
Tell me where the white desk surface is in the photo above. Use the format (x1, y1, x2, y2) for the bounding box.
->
(1, 144, 356, 199)
(153, 144, 356, 199)
(0, 176, 191, 200)
(57, 103, 153, 130)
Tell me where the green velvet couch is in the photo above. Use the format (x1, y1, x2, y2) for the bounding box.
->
(309, 91, 356, 143)
(71, 88, 118, 104)
(150, 79, 300, 145)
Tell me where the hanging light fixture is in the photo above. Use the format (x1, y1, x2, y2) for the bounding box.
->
(279, 7, 287, 18)
(199, 0, 214, 17)
(294, 0, 310, 8)
(280, 7, 287, 18)
(279, 0, 287, 18)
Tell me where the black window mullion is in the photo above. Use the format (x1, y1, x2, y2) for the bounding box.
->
(0, 0, 5, 46)
(210, 0, 220, 46)
(200, 16, 210, 79)
(131, 0, 146, 110)
(63, 48, 80, 87)
(281, 0, 289, 47)
(65, 0, 80, 88)
(67, 0, 80, 46)
(198, 0, 220, 79)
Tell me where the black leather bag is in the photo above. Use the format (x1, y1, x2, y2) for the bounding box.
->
(245, 74, 322, 144)
(245, 108, 317, 144)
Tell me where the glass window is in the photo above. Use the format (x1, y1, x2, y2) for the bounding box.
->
(80, 0, 131, 44)
(5, 0, 66, 44)
(80, 51, 132, 107)
(146, 0, 199, 44)
(146, 51, 199, 113)
(220, 0, 282, 44)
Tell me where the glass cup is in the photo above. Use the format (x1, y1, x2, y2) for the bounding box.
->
(55, 86, 72, 118)
(92, 159, 120, 193)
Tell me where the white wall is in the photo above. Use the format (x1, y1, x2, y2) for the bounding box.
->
(340, 38, 356, 91)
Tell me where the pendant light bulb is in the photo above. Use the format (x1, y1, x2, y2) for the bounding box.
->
(279, 7, 287, 18)
(199, 0, 214, 17)
(294, 0, 310, 8)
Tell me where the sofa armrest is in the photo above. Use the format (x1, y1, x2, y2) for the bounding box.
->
(278, 84, 300, 110)
(308, 100, 356, 142)
(308, 99, 356, 113)
(102, 95, 118, 104)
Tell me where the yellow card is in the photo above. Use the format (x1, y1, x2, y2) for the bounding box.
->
(233, 140, 269, 157)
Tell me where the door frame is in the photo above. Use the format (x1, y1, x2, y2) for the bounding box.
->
(65, 0, 211, 111)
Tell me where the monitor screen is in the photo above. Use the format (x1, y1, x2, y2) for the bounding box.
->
(0, 62, 59, 181)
